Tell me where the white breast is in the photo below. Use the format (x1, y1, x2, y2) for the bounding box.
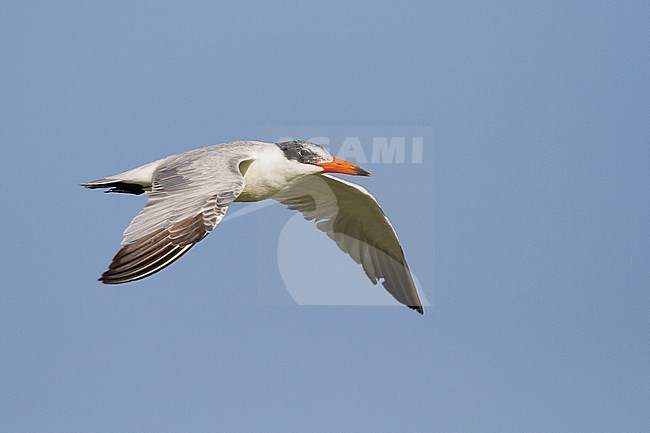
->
(236, 144, 321, 202)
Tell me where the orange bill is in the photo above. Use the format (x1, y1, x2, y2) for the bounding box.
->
(316, 157, 370, 176)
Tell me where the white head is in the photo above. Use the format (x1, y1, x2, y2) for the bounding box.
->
(276, 140, 370, 176)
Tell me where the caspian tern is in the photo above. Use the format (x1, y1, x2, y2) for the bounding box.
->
(82, 140, 424, 314)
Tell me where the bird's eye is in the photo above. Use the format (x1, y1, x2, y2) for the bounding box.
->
(299, 149, 311, 157)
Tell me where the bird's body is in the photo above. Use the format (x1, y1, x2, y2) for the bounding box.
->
(82, 140, 424, 314)
(236, 143, 322, 201)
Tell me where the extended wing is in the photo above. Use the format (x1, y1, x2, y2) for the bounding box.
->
(273, 174, 423, 314)
(97, 148, 255, 284)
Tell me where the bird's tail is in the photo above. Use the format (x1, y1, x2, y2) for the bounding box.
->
(80, 178, 146, 195)
(80, 157, 165, 195)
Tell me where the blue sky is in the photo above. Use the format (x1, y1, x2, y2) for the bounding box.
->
(1, 1, 649, 432)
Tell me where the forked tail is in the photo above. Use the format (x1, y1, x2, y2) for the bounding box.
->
(80, 179, 146, 195)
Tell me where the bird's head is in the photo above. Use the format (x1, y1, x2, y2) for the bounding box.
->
(276, 140, 370, 176)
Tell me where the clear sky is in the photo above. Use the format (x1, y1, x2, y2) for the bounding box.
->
(1, 1, 649, 432)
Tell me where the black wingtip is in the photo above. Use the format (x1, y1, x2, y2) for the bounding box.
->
(98, 275, 112, 284)
(412, 305, 424, 315)
(98, 271, 128, 284)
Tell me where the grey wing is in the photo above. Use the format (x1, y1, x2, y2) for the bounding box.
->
(100, 148, 254, 284)
(273, 174, 424, 314)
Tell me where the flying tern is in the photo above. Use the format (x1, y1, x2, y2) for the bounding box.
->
(82, 140, 424, 314)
